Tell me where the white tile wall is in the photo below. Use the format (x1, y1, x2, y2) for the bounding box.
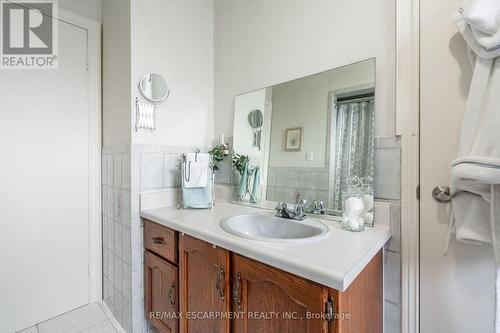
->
(129, 144, 209, 333)
(140, 153, 163, 189)
(102, 146, 132, 333)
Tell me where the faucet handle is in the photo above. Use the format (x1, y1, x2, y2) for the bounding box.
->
(276, 201, 286, 209)
(275, 202, 286, 216)
(313, 200, 324, 213)
(294, 204, 304, 214)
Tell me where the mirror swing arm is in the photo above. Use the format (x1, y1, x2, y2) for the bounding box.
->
(135, 73, 170, 132)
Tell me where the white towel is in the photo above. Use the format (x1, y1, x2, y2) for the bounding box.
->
(462, 0, 500, 35)
(449, 7, 500, 332)
(183, 153, 210, 188)
(454, 8, 500, 58)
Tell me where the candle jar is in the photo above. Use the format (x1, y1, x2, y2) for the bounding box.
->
(342, 178, 365, 232)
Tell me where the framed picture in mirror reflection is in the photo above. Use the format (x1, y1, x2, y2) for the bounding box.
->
(285, 127, 303, 151)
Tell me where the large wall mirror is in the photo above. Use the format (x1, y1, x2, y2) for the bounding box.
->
(231, 58, 375, 223)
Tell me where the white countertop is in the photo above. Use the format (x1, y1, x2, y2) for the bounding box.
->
(141, 202, 391, 291)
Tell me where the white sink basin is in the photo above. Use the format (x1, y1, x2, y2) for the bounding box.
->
(220, 213, 329, 242)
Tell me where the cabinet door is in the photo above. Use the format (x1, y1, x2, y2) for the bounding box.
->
(179, 235, 230, 333)
(232, 254, 329, 333)
(145, 250, 179, 333)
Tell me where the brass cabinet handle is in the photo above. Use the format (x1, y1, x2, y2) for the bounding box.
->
(168, 281, 175, 309)
(153, 237, 165, 244)
(215, 266, 225, 302)
(233, 272, 242, 311)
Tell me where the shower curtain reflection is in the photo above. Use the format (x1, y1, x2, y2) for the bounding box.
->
(332, 99, 375, 210)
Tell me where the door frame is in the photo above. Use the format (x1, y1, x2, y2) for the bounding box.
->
(56, 8, 102, 303)
(396, 0, 420, 333)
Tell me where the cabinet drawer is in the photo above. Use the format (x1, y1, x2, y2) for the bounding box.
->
(144, 220, 177, 263)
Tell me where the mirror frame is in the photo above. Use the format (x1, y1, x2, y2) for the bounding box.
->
(138, 73, 170, 103)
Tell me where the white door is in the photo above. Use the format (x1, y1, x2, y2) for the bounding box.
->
(0, 17, 91, 333)
(420, 0, 496, 332)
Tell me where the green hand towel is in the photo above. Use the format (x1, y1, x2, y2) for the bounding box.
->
(250, 166, 260, 203)
(238, 160, 249, 200)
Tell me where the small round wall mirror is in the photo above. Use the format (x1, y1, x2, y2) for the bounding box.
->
(248, 109, 264, 150)
(138, 73, 170, 103)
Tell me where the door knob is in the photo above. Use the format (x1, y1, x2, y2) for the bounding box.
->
(432, 186, 451, 202)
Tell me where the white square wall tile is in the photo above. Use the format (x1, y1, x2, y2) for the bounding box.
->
(102, 217, 108, 249)
(385, 204, 401, 253)
(103, 244, 109, 278)
(140, 153, 163, 189)
(131, 226, 144, 271)
(106, 154, 114, 187)
(384, 250, 401, 305)
(132, 320, 143, 333)
(384, 301, 401, 333)
(163, 154, 180, 188)
(267, 168, 277, 187)
(113, 188, 122, 222)
(122, 226, 131, 265)
(106, 285, 115, 314)
(121, 190, 131, 226)
(106, 186, 114, 219)
(114, 154, 122, 189)
(122, 152, 131, 190)
(103, 276, 110, 300)
(131, 269, 145, 322)
(374, 148, 401, 200)
(113, 222, 122, 259)
(122, 300, 132, 333)
(122, 262, 132, 294)
(114, 256, 123, 293)
(107, 248, 114, 284)
(101, 153, 107, 186)
(107, 217, 114, 251)
(107, 278, 114, 305)
(114, 292, 123, 324)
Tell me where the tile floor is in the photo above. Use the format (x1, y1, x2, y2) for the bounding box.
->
(16, 303, 120, 333)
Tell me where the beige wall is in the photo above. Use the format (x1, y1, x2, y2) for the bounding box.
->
(131, 0, 214, 147)
(102, 0, 214, 147)
(60, 0, 101, 20)
(214, 0, 395, 142)
(102, 0, 132, 146)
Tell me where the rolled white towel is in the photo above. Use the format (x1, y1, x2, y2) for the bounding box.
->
(462, 0, 500, 34)
(344, 197, 364, 216)
(454, 10, 500, 58)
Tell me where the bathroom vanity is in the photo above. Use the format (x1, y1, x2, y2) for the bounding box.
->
(142, 202, 390, 333)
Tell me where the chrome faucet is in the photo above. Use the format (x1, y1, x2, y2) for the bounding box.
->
(309, 200, 324, 215)
(275, 201, 307, 221)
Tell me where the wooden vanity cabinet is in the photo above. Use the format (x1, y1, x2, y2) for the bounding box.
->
(179, 234, 231, 333)
(143, 219, 383, 333)
(231, 253, 330, 333)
